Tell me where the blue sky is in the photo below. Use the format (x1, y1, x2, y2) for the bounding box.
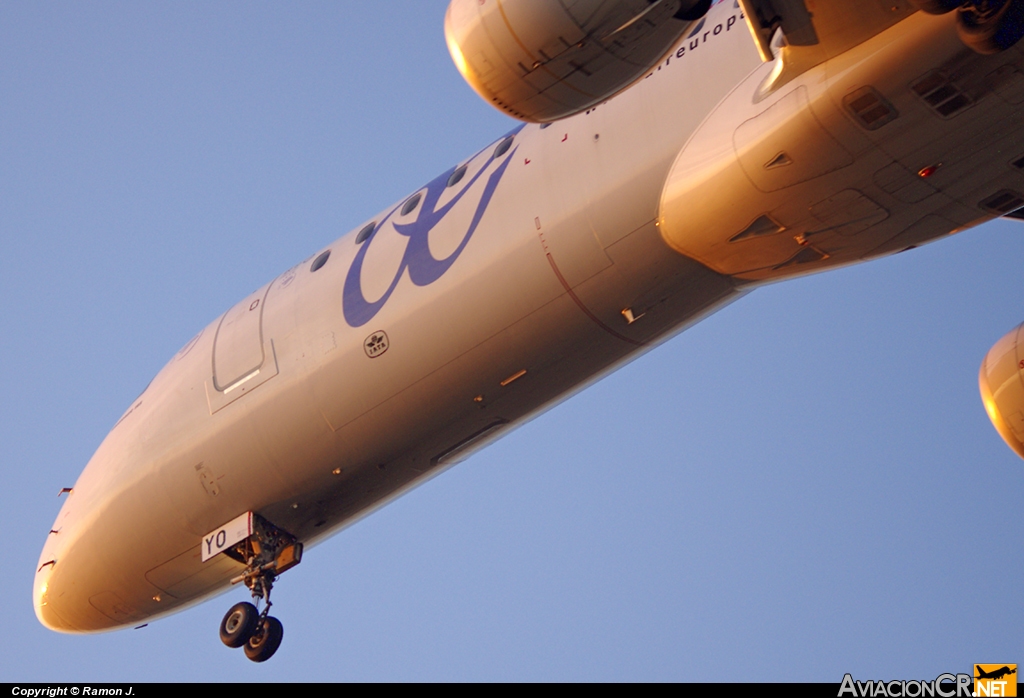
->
(1, 1, 1021, 682)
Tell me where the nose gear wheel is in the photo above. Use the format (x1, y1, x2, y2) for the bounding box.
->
(244, 616, 284, 663)
(219, 601, 259, 648)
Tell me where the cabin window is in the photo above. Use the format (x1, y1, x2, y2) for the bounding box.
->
(401, 193, 422, 216)
(310, 250, 331, 272)
(493, 136, 514, 158)
(355, 222, 375, 244)
(447, 165, 467, 188)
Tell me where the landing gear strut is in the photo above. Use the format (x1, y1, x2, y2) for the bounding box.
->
(216, 513, 302, 663)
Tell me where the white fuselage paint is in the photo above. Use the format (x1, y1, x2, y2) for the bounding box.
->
(34, 4, 1024, 632)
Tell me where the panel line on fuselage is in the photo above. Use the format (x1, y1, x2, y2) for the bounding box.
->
(538, 230, 646, 348)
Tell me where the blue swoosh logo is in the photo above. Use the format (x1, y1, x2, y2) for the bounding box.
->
(343, 126, 524, 328)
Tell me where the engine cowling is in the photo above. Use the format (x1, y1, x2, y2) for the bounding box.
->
(980, 323, 1024, 460)
(444, 0, 711, 123)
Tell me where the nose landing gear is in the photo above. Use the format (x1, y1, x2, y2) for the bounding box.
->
(215, 513, 302, 663)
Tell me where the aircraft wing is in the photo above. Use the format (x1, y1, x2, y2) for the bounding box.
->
(738, 0, 918, 90)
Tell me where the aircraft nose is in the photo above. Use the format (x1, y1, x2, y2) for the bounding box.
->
(33, 506, 136, 634)
(35, 506, 78, 632)
(34, 564, 76, 632)
(33, 531, 139, 633)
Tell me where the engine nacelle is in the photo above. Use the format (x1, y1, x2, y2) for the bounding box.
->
(657, 11, 977, 283)
(444, 0, 710, 123)
(980, 323, 1024, 461)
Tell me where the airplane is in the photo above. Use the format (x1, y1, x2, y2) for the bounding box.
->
(976, 666, 1017, 681)
(33, 0, 1024, 664)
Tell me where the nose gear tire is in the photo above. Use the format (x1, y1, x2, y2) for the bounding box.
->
(219, 601, 260, 648)
(244, 616, 284, 663)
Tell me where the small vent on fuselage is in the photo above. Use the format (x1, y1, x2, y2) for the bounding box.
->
(980, 190, 1024, 214)
(912, 73, 972, 118)
(844, 87, 899, 131)
(773, 246, 828, 270)
(730, 215, 785, 242)
(765, 152, 792, 170)
(1012, 154, 1024, 170)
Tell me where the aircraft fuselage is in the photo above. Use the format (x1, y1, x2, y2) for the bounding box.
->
(34, 3, 1024, 635)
